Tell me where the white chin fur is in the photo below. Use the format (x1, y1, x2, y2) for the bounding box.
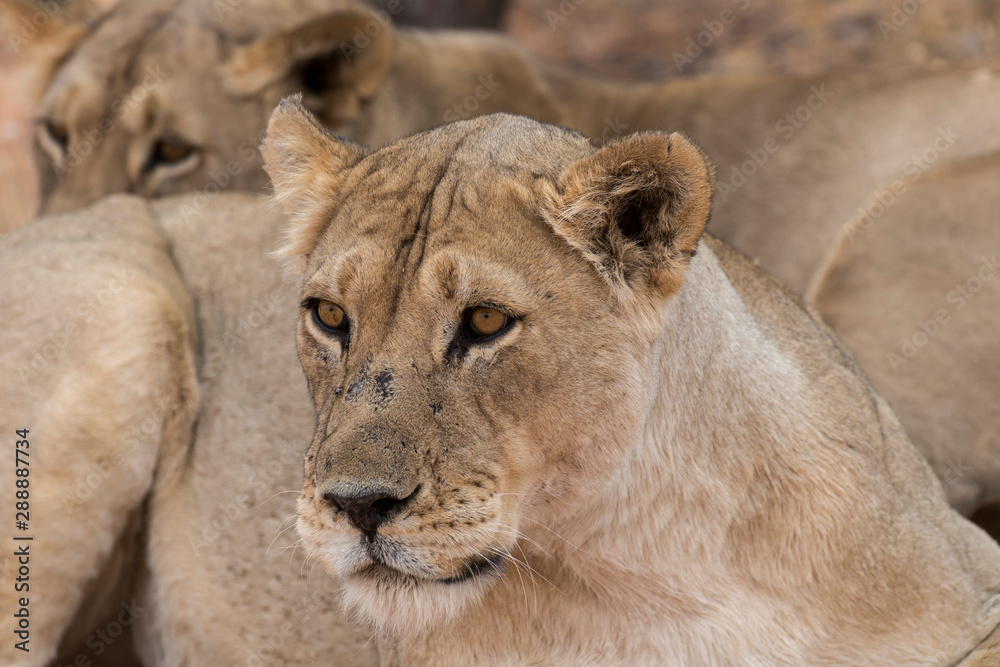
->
(298, 513, 497, 638)
(338, 566, 493, 638)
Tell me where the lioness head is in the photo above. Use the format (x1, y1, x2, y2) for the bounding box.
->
(33, 0, 391, 214)
(263, 99, 713, 636)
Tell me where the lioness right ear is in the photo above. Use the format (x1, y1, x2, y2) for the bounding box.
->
(544, 132, 715, 301)
(262, 95, 369, 277)
(222, 8, 392, 125)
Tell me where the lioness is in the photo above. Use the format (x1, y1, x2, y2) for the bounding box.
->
(264, 102, 1000, 665)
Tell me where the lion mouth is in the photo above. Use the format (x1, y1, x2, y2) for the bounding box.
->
(358, 549, 505, 586)
(439, 552, 505, 585)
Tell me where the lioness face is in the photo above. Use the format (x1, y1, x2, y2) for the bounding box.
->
(264, 103, 713, 636)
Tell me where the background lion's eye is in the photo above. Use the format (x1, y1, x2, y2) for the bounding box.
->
(43, 119, 68, 149)
(466, 307, 509, 339)
(150, 134, 196, 165)
(314, 300, 348, 333)
(36, 119, 69, 160)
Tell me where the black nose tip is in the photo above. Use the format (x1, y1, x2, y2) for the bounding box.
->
(322, 485, 419, 536)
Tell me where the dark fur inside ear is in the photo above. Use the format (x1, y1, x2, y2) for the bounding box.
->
(261, 95, 369, 278)
(222, 9, 392, 122)
(545, 132, 715, 298)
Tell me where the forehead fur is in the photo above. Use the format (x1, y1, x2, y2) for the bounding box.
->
(302, 114, 596, 267)
(383, 114, 594, 180)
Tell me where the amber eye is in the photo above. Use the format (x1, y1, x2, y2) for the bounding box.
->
(313, 300, 348, 334)
(151, 134, 196, 165)
(466, 307, 509, 339)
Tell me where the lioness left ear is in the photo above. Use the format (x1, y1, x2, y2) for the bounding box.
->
(544, 132, 715, 299)
(262, 95, 369, 277)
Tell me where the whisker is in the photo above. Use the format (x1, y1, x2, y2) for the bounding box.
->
(253, 489, 302, 510)
(266, 517, 301, 556)
(470, 545, 510, 593)
(283, 536, 307, 578)
(511, 538, 541, 616)
(268, 512, 299, 540)
(495, 542, 530, 615)
(275, 537, 304, 554)
(518, 516, 588, 553)
(491, 525, 555, 561)
(306, 557, 321, 586)
(300, 550, 315, 580)
(519, 516, 630, 573)
(492, 524, 566, 597)
(357, 630, 378, 657)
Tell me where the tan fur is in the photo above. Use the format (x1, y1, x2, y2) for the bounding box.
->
(265, 106, 1000, 666)
(808, 154, 1000, 515)
(0, 196, 200, 666)
(0, 193, 377, 666)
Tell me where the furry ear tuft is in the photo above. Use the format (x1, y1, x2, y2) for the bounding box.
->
(543, 132, 715, 300)
(262, 95, 368, 278)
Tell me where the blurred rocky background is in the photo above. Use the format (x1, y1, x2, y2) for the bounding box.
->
(505, 0, 999, 79)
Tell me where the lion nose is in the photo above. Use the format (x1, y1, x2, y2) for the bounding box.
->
(322, 484, 420, 536)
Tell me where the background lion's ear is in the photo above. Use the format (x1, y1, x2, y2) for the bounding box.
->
(222, 8, 392, 125)
(1, 0, 101, 68)
(262, 95, 368, 278)
(544, 132, 715, 299)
